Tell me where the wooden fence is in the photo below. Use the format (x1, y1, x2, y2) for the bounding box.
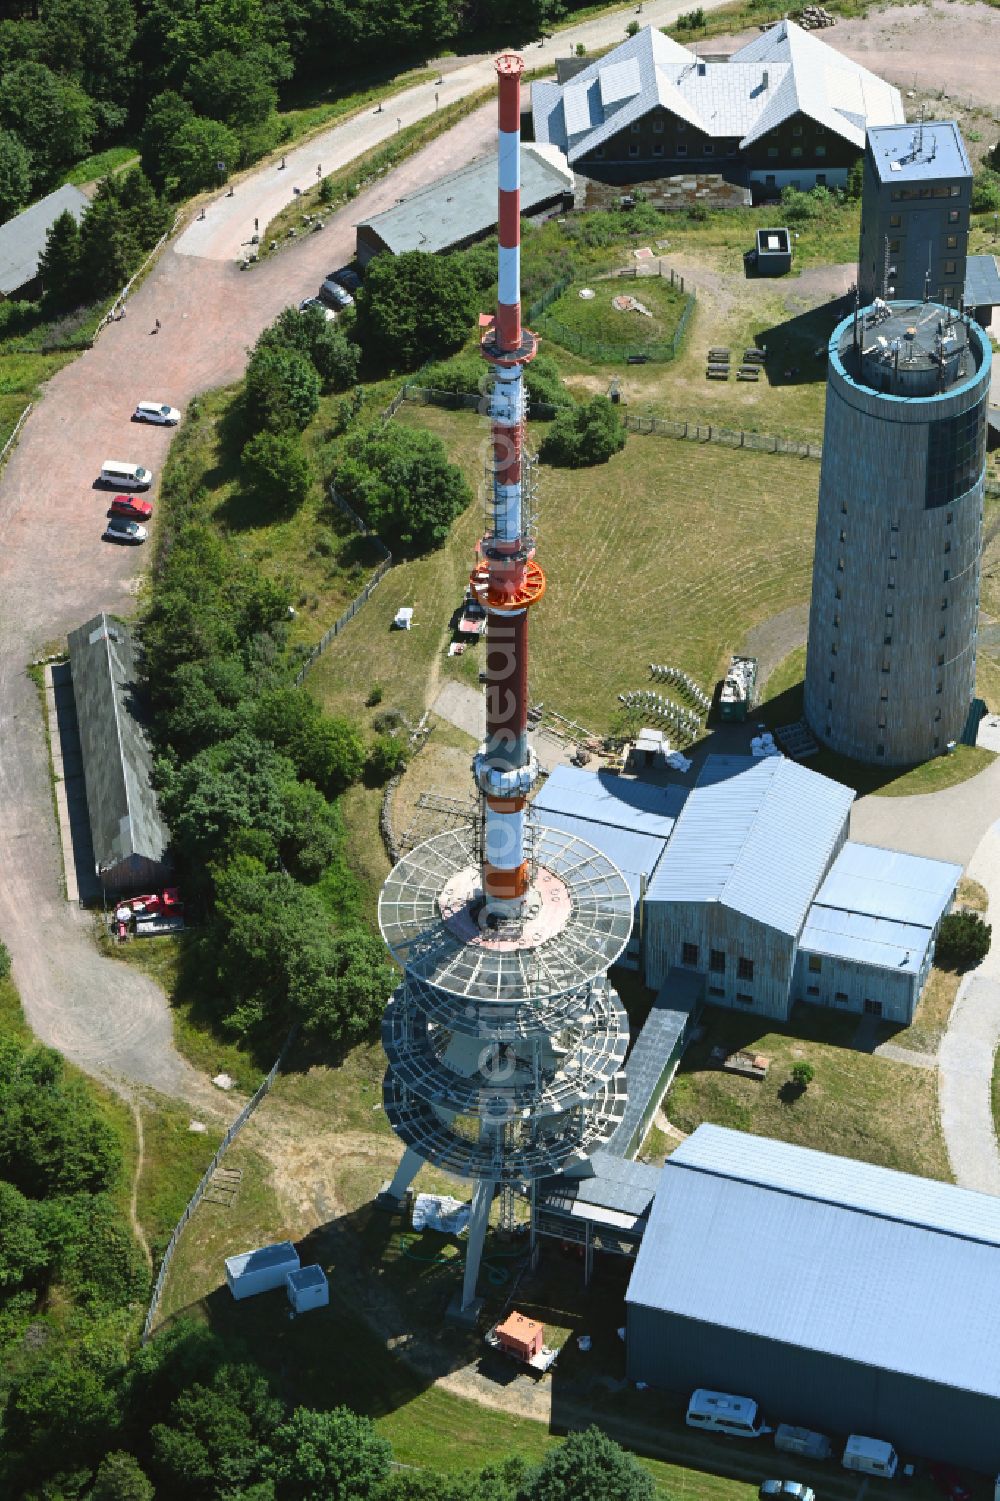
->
(141, 1026, 299, 1343)
(293, 484, 392, 685)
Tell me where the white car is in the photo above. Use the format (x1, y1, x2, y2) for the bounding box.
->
(133, 401, 181, 426)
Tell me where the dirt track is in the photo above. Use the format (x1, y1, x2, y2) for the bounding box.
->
(712, 2, 1000, 112)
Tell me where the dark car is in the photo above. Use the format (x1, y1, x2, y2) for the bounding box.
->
(103, 516, 148, 545)
(109, 494, 153, 521)
(319, 275, 354, 309)
(330, 265, 360, 292)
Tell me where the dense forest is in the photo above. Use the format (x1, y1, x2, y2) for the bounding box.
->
(0, 0, 584, 215)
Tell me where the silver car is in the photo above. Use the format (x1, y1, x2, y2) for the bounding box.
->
(759, 1483, 815, 1501)
(104, 516, 148, 545)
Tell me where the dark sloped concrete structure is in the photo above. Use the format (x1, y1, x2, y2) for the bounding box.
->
(67, 613, 171, 894)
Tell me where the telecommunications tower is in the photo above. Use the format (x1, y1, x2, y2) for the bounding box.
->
(378, 53, 632, 1320)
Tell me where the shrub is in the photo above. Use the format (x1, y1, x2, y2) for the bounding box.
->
(241, 430, 312, 510)
(625, 19, 640, 35)
(336, 424, 471, 552)
(845, 158, 864, 200)
(972, 169, 1000, 214)
(0, 939, 10, 980)
(366, 732, 408, 783)
(539, 398, 626, 468)
(790, 1061, 815, 1090)
(674, 7, 705, 29)
(244, 342, 320, 432)
(935, 910, 992, 970)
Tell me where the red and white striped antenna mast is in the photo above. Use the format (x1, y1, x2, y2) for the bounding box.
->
(473, 51, 546, 918)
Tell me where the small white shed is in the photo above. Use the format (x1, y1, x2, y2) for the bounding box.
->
(225, 1241, 300, 1301)
(393, 607, 414, 630)
(286, 1263, 329, 1314)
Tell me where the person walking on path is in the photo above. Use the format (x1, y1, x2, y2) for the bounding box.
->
(153, 318, 161, 333)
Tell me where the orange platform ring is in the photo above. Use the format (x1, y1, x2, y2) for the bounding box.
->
(470, 560, 547, 612)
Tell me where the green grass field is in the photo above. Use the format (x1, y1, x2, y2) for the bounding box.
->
(309, 403, 822, 735)
(60, 145, 139, 186)
(668, 1005, 951, 1181)
(539, 274, 689, 357)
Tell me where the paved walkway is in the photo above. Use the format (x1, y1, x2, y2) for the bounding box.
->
(937, 824, 1000, 1194)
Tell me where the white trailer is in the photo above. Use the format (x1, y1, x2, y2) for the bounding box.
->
(842, 1435, 898, 1478)
(286, 1264, 329, 1314)
(225, 1242, 300, 1301)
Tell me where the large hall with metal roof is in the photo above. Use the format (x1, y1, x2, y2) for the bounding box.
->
(625, 1124, 1000, 1472)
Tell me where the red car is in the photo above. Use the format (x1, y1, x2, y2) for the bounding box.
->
(929, 1466, 972, 1501)
(110, 494, 153, 521)
(115, 888, 184, 919)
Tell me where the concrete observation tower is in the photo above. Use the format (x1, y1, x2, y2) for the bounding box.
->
(804, 298, 991, 766)
(378, 54, 633, 1320)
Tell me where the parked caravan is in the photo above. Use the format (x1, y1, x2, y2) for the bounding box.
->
(686, 1390, 769, 1437)
(842, 1435, 899, 1478)
(775, 1425, 833, 1462)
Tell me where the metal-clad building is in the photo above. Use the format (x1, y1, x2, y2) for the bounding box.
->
(626, 1125, 1000, 1472)
(606, 968, 703, 1159)
(859, 122, 971, 308)
(794, 841, 960, 1021)
(643, 756, 853, 1015)
(532, 1151, 660, 1280)
(355, 144, 573, 264)
(533, 766, 683, 967)
(803, 300, 991, 765)
(0, 183, 89, 299)
(67, 613, 171, 894)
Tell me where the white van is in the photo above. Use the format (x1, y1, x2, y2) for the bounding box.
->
(842, 1435, 899, 1478)
(685, 1389, 769, 1437)
(100, 461, 153, 490)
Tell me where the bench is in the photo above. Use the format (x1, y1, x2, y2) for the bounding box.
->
(707, 368, 729, 380)
(737, 368, 760, 381)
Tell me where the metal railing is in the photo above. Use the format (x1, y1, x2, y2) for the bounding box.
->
(403, 384, 558, 422)
(624, 411, 824, 459)
(141, 1025, 299, 1343)
(94, 213, 181, 341)
(0, 402, 33, 468)
(527, 263, 695, 365)
(293, 483, 393, 685)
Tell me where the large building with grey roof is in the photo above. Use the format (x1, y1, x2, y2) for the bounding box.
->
(626, 1124, 1000, 1471)
(532, 23, 902, 191)
(641, 754, 958, 1023)
(0, 184, 89, 300)
(354, 144, 572, 265)
(67, 612, 171, 895)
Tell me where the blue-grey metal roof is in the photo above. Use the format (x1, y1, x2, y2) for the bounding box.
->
(67, 613, 171, 880)
(814, 841, 960, 928)
(534, 765, 686, 840)
(965, 254, 1000, 310)
(356, 144, 572, 256)
(533, 22, 902, 165)
(645, 756, 854, 936)
(534, 809, 667, 909)
(627, 1124, 1000, 1398)
(536, 1150, 661, 1221)
(799, 905, 931, 973)
(287, 1264, 327, 1290)
(226, 1241, 299, 1278)
(0, 183, 89, 295)
(799, 841, 959, 973)
(607, 968, 703, 1158)
(866, 121, 971, 184)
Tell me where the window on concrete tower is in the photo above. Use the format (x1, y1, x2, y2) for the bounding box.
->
(735, 993, 754, 1006)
